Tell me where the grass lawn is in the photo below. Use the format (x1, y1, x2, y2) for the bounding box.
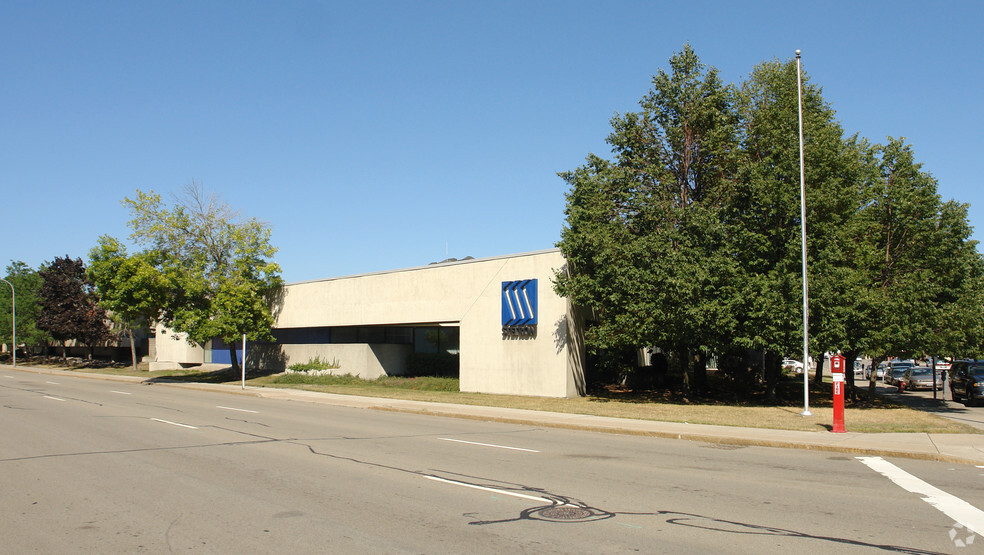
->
(14, 358, 978, 434)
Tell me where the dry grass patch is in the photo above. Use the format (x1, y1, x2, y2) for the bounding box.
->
(252, 380, 975, 433)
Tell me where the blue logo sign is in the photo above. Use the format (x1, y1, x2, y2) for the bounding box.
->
(501, 279, 538, 326)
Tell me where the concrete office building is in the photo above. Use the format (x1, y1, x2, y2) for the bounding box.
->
(152, 249, 587, 398)
(271, 249, 586, 398)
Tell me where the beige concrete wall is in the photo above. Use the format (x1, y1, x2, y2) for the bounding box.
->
(275, 249, 584, 398)
(150, 324, 204, 370)
(274, 343, 413, 380)
(456, 251, 579, 397)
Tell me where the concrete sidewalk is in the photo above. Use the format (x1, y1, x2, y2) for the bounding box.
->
(11, 365, 984, 466)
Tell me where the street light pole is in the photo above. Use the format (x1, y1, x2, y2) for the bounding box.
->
(0, 277, 14, 367)
(796, 49, 811, 417)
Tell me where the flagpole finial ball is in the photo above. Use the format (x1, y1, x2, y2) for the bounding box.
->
(795, 49, 801, 57)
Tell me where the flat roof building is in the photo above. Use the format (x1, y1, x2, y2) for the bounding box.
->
(153, 249, 587, 398)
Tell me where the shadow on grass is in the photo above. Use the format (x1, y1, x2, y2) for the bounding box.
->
(586, 374, 911, 410)
(145, 366, 282, 384)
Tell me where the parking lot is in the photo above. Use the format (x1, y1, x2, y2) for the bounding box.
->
(875, 379, 984, 431)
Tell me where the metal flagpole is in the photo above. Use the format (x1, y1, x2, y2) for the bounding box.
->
(796, 49, 812, 417)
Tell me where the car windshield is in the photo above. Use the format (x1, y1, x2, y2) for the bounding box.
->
(910, 368, 932, 376)
(971, 367, 984, 378)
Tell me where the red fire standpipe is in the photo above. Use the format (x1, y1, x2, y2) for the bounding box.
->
(831, 353, 846, 433)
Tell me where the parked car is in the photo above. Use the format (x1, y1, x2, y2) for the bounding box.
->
(884, 361, 914, 386)
(782, 359, 804, 374)
(949, 360, 984, 406)
(897, 366, 943, 391)
(853, 359, 865, 379)
(865, 361, 887, 380)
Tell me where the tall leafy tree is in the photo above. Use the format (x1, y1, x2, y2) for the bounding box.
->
(853, 138, 983, 399)
(0, 261, 49, 359)
(731, 57, 863, 399)
(927, 200, 984, 359)
(38, 256, 109, 361)
(124, 182, 282, 374)
(88, 236, 170, 371)
(556, 45, 740, 394)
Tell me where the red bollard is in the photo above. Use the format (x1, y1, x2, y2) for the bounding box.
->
(831, 353, 846, 433)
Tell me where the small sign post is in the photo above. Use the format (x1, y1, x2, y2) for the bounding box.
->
(241, 334, 246, 390)
(830, 353, 846, 433)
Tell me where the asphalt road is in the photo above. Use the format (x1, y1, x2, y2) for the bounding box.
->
(3, 368, 984, 553)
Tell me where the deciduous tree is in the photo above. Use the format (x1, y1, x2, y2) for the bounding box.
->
(0, 261, 49, 359)
(38, 256, 109, 361)
(88, 236, 169, 371)
(124, 182, 282, 374)
(555, 45, 740, 394)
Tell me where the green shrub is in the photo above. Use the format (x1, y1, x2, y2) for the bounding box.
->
(287, 356, 341, 372)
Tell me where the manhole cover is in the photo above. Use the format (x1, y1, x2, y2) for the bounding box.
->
(537, 507, 594, 521)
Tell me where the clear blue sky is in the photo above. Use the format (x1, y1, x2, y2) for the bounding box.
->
(3, 1, 981, 283)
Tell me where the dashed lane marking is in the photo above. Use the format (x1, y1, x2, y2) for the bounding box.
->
(438, 438, 539, 453)
(151, 418, 198, 429)
(217, 406, 258, 413)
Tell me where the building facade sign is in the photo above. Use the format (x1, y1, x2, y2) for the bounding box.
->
(502, 279, 537, 336)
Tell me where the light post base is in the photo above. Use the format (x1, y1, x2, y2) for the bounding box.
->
(801, 410, 813, 417)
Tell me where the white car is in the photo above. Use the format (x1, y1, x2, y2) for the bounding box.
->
(782, 359, 805, 373)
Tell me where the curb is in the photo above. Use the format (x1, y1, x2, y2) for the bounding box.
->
(6, 364, 983, 465)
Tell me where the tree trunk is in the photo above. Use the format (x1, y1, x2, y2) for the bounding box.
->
(128, 328, 138, 372)
(229, 344, 241, 375)
(765, 351, 780, 402)
(679, 347, 690, 397)
(812, 351, 825, 384)
(867, 356, 885, 402)
(693, 350, 707, 396)
(843, 349, 862, 402)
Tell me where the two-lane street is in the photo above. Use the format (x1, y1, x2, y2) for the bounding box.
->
(3, 367, 983, 552)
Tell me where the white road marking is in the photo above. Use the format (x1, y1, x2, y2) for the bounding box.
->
(858, 456, 984, 535)
(46, 381, 59, 384)
(43, 396, 65, 402)
(424, 475, 569, 505)
(217, 405, 258, 413)
(4, 375, 14, 378)
(438, 437, 539, 453)
(151, 418, 198, 429)
(110, 390, 132, 395)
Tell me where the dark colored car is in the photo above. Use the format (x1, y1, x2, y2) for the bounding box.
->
(897, 366, 942, 392)
(949, 360, 984, 406)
